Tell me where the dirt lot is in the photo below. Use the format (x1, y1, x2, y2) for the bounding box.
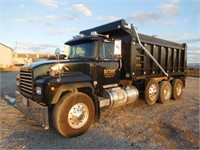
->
(0, 72, 199, 149)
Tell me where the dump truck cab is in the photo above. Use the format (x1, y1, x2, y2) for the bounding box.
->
(65, 34, 122, 86)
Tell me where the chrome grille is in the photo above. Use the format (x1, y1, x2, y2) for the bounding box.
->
(20, 70, 33, 96)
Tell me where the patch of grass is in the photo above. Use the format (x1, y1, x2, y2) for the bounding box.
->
(0, 67, 20, 72)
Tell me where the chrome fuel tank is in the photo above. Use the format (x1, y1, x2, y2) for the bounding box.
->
(101, 86, 139, 108)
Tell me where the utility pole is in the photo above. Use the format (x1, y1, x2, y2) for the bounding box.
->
(13, 41, 18, 66)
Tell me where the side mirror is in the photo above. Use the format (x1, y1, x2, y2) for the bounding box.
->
(114, 40, 122, 55)
(55, 48, 60, 55)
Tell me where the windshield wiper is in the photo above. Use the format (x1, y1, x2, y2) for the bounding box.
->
(69, 56, 93, 59)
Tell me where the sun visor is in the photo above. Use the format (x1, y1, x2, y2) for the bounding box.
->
(80, 19, 128, 36)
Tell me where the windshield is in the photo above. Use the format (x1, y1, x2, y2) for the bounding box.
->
(67, 42, 96, 59)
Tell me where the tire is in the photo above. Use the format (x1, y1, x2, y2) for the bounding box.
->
(145, 79, 159, 105)
(171, 79, 183, 100)
(52, 92, 95, 137)
(158, 81, 172, 104)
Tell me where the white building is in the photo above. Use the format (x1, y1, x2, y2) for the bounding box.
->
(0, 43, 14, 68)
(0, 43, 59, 68)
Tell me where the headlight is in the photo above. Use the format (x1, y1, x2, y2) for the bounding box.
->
(36, 86, 42, 95)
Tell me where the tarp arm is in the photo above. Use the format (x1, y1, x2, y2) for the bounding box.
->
(131, 25, 169, 77)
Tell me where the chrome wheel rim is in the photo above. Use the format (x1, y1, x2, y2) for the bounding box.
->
(176, 83, 182, 96)
(68, 103, 89, 129)
(149, 84, 158, 101)
(163, 84, 171, 100)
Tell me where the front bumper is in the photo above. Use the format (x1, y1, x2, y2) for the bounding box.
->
(4, 91, 49, 130)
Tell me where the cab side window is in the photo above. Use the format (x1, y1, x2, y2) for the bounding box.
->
(99, 42, 114, 59)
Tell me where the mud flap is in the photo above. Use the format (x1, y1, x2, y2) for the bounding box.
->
(4, 91, 49, 130)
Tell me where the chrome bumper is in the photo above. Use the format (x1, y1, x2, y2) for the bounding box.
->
(4, 91, 49, 130)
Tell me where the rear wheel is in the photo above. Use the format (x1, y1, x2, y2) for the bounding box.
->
(158, 81, 172, 104)
(53, 92, 95, 137)
(171, 79, 183, 100)
(145, 79, 159, 105)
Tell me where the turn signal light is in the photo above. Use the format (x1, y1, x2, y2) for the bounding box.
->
(51, 87, 55, 91)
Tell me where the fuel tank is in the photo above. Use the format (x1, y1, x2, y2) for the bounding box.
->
(100, 86, 139, 108)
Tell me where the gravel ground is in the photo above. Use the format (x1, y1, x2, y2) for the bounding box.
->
(0, 71, 199, 149)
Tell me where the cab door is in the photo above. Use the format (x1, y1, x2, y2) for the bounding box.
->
(91, 42, 120, 88)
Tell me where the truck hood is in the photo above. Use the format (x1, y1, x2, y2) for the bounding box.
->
(23, 59, 90, 69)
(21, 59, 92, 79)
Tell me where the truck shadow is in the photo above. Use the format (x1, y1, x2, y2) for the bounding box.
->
(2, 127, 134, 149)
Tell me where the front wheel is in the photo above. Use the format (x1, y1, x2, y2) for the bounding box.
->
(52, 92, 95, 137)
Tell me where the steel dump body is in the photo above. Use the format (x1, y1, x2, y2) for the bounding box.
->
(130, 34, 186, 80)
(80, 19, 187, 81)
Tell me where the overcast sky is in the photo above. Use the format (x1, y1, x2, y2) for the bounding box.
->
(1, 0, 199, 63)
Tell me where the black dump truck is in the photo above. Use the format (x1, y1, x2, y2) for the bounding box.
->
(5, 19, 187, 137)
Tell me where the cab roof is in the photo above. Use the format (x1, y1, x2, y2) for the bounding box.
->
(65, 36, 105, 45)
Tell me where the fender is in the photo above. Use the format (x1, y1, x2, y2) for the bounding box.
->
(36, 72, 100, 119)
(51, 82, 100, 120)
(36, 73, 94, 103)
(51, 82, 94, 104)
